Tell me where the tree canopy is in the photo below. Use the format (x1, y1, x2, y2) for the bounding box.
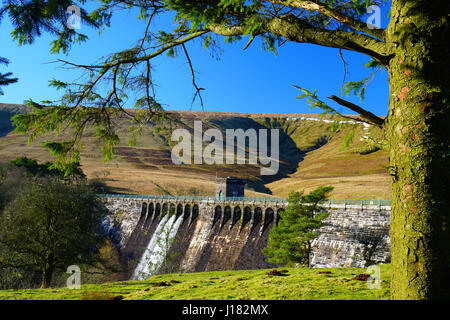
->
(0, 57, 18, 96)
(9, 156, 85, 179)
(0, 177, 108, 288)
(263, 186, 333, 267)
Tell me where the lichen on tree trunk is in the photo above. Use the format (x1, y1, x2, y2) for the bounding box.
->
(386, 0, 450, 299)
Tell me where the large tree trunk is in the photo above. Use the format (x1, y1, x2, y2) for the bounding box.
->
(41, 267, 53, 289)
(387, 0, 450, 299)
(41, 254, 54, 289)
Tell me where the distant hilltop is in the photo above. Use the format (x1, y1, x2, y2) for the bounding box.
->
(0, 102, 390, 200)
(164, 109, 368, 122)
(0, 102, 367, 121)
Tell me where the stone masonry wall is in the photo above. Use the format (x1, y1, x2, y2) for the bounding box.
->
(310, 205, 391, 268)
(102, 197, 391, 271)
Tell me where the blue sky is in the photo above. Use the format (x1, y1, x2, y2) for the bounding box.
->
(0, 4, 389, 116)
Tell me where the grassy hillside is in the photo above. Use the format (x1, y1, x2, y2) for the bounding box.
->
(0, 104, 29, 137)
(267, 121, 390, 199)
(0, 264, 391, 300)
(0, 103, 390, 199)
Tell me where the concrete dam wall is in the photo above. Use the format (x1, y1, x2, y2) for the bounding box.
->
(102, 196, 391, 279)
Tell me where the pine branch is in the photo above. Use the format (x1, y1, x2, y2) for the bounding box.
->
(181, 43, 205, 110)
(56, 30, 208, 70)
(268, 0, 386, 39)
(208, 15, 388, 64)
(328, 95, 384, 127)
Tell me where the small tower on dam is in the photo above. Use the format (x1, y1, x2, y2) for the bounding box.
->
(215, 177, 245, 200)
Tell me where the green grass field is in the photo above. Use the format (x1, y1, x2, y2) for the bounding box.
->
(0, 264, 391, 300)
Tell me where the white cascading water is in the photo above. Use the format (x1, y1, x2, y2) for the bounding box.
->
(132, 213, 183, 280)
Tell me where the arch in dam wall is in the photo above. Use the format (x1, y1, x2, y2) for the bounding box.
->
(183, 204, 190, 222)
(176, 204, 183, 219)
(113, 196, 285, 233)
(146, 203, 154, 223)
(102, 196, 392, 271)
(231, 206, 241, 230)
(221, 206, 232, 230)
(154, 203, 161, 222)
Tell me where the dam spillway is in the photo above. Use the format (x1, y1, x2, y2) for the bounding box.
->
(102, 195, 391, 279)
(132, 213, 183, 280)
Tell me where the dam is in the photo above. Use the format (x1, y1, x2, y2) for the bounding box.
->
(102, 181, 391, 279)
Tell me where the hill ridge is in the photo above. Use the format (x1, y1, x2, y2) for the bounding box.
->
(0, 102, 389, 199)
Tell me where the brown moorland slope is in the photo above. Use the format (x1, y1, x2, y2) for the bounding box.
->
(0, 103, 389, 199)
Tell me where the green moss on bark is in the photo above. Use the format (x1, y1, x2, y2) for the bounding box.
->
(387, 0, 450, 300)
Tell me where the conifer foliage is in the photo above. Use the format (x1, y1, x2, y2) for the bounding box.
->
(263, 186, 333, 267)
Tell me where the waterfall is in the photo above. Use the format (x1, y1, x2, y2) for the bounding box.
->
(132, 214, 183, 280)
